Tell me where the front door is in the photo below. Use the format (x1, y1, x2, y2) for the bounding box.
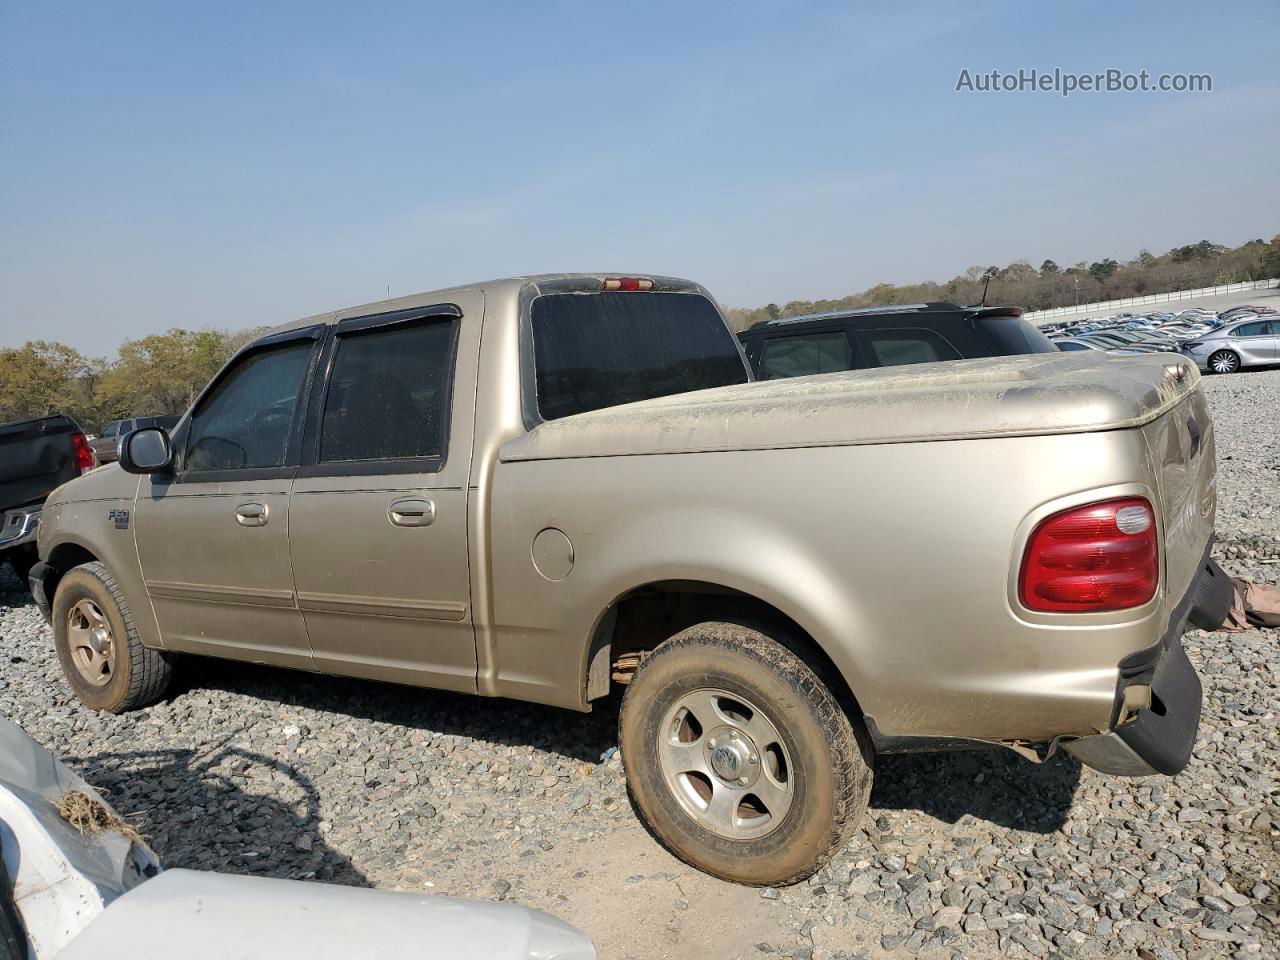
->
(288, 293, 481, 691)
(134, 329, 322, 668)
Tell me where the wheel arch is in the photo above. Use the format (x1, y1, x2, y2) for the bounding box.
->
(584, 578, 868, 729)
(40, 540, 102, 606)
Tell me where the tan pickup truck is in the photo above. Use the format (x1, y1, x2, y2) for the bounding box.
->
(30, 274, 1231, 885)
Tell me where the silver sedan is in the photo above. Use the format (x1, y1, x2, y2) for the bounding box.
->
(1180, 318, 1279, 373)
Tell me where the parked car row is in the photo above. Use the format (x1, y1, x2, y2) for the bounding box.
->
(1040, 304, 1279, 373)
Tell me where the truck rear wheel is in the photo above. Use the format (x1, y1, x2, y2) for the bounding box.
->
(619, 621, 872, 885)
(52, 561, 173, 713)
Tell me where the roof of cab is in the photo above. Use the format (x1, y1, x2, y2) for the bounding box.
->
(254, 273, 706, 341)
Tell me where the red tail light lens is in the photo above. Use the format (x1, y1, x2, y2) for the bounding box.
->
(602, 277, 654, 292)
(71, 432, 96, 474)
(1019, 497, 1158, 612)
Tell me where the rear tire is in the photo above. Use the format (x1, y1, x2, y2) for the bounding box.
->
(1208, 350, 1240, 374)
(619, 621, 872, 886)
(52, 561, 173, 713)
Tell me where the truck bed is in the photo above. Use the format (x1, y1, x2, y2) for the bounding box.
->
(0, 415, 87, 513)
(502, 352, 1199, 461)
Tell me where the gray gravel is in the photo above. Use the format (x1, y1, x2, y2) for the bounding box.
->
(1, 369, 1277, 959)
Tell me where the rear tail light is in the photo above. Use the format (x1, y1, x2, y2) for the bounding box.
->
(1019, 497, 1158, 612)
(1180, 341, 1203, 349)
(71, 432, 96, 474)
(602, 277, 654, 292)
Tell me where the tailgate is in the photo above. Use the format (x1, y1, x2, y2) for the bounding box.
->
(0, 417, 81, 509)
(1141, 385, 1216, 607)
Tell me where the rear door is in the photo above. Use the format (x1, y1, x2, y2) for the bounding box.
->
(1264, 320, 1280, 362)
(756, 329, 857, 379)
(854, 327, 963, 368)
(133, 327, 322, 667)
(1228, 320, 1273, 365)
(287, 292, 483, 692)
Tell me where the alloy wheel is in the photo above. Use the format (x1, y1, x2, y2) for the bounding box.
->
(1209, 351, 1240, 374)
(67, 599, 114, 687)
(657, 688, 794, 840)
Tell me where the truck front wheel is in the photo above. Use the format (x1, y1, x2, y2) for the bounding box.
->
(52, 561, 173, 713)
(619, 621, 872, 885)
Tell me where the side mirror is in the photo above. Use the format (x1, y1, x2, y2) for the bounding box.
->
(119, 428, 173, 475)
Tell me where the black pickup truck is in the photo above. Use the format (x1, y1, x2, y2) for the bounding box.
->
(0, 415, 95, 582)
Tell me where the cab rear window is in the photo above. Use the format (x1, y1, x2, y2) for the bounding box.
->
(531, 292, 748, 421)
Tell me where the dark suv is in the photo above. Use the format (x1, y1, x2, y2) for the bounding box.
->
(738, 303, 1056, 379)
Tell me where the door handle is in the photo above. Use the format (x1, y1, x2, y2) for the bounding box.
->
(235, 502, 269, 527)
(389, 497, 435, 527)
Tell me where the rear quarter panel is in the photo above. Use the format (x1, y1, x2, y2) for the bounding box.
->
(489, 425, 1195, 741)
(1140, 389, 1216, 607)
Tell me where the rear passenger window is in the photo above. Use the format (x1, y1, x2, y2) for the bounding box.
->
(1231, 321, 1268, 337)
(185, 341, 314, 471)
(758, 332, 852, 379)
(319, 319, 455, 463)
(858, 328, 962, 367)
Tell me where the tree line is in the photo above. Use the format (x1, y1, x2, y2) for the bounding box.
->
(725, 236, 1280, 330)
(0, 328, 265, 431)
(3, 234, 1278, 429)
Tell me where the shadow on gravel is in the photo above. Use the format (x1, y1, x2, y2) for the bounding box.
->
(180, 657, 619, 765)
(6, 561, 1079, 837)
(65, 742, 371, 887)
(0, 563, 29, 600)
(870, 748, 1081, 833)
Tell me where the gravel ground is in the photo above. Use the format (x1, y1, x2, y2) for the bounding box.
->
(1, 369, 1277, 960)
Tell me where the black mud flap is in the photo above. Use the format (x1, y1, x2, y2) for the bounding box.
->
(1112, 639, 1201, 775)
(1186, 558, 1234, 631)
(27, 561, 53, 622)
(1065, 552, 1224, 777)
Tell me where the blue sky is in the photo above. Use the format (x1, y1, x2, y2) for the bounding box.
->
(2, 1, 1278, 354)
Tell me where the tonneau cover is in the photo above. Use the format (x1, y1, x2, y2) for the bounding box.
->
(502, 352, 1199, 461)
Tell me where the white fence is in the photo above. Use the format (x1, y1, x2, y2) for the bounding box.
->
(1024, 278, 1280, 324)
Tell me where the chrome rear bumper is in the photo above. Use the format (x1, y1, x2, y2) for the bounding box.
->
(0, 505, 40, 551)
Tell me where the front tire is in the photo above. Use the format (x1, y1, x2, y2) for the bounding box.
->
(619, 622, 872, 885)
(52, 561, 173, 713)
(1208, 350, 1240, 374)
